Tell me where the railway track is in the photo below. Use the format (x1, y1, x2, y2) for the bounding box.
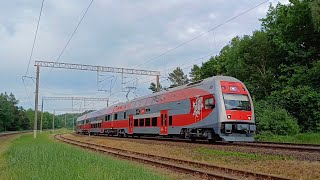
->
(230, 141, 320, 153)
(76, 133, 320, 154)
(56, 133, 291, 180)
(250, 141, 320, 148)
(0, 131, 31, 137)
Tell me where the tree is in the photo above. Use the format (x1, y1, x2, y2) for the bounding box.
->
(0, 92, 31, 131)
(179, 0, 320, 133)
(254, 100, 300, 135)
(148, 82, 162, 93)
(310, 0, 320, 32)
(189, 65, 201, 82)
(168, 67, 189, 87)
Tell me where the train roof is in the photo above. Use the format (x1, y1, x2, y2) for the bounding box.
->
(76, 76, 241, 122)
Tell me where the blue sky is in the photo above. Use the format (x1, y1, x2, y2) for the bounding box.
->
(0, 0, 288, 114)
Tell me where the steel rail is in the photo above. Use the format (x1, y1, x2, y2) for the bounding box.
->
(56, 134, 291, 180)
(229, 142, 320, 153)
(0, 131, 32, 137)
(76, 133, 320, 154)
(249, 141, 320, 148)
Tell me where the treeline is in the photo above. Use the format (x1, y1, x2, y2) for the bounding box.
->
(150, 1, 320, 135)
(188, 0, 320, 135)
(0, 92, 87, 132)
(0, 93, 30, 131)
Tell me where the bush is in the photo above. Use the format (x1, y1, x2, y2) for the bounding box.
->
(254, 100, 299, 135)
(269, 86, 320, 132)
(255, 133, 320, 145)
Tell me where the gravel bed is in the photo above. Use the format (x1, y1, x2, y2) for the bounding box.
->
(69, 134, 320, 179)
(76, 134, 320, 161)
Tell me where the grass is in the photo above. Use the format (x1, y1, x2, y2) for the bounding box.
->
(0, 131, 168, 180)
(195, 147, 291, 161)
(255, 133, 320, 145)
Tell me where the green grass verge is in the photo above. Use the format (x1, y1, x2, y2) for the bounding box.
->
(255, 133, 320, 145)
(195, 147, 291, 161)
(0, 132, 168, 180)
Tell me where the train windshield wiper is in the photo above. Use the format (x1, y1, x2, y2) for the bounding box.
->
(230, 107, 249, 110)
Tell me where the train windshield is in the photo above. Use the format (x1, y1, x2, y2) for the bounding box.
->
(223, 94, 251, 111)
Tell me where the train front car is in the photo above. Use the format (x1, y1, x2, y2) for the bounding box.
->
(215, 76, 256, 142)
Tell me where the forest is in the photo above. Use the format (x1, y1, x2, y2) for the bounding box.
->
(151, 0, 320, 135)
(0, 92, 85, 132)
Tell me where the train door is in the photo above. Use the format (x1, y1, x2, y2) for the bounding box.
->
(160, 110, 168, 135)
(128, 115, 133, 134)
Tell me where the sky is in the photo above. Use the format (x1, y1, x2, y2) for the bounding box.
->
(0, 0, 289, 114)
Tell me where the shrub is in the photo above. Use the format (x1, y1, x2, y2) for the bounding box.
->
(254, 100, 299, 135)
(268, 86, 320, 132)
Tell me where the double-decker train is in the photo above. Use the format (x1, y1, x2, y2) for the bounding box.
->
(76, 76, 256, 142)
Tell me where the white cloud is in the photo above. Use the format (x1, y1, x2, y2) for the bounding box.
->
(0, 0, 277, 111)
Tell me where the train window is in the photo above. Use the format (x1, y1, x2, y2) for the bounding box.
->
(145, 118, 150, 126)
(152, 117, 157, 126)
(134, 119, 138, 127)
(107, 115, 111, 121)
(105, 116, 108, 121)
(161, 114, 163, 125)
(114, 113, 118, 120)
(124, 112, 126, 119)
(139, 119, 144, 126)
(205, 98, 215, 109)
(136, 109, 140, 115)
(169, 116, 172, 126)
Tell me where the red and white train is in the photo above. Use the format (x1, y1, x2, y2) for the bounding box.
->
(76, 76, 256, 142)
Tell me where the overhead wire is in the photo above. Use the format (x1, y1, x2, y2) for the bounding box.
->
(25, 0, 45, 76)
(53, 0, 94, 66)
(133, 0, 269, 69)
(126, 51, 219, 86)
(22, 0, 45, 107)
(41, 0, 94, 108)
(131, 0, 269, 94)
(22, 77, 33, 106)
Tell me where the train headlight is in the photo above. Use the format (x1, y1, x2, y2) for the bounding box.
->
(230, 86, 238, 92)
(227, 115, 231, 119)
(248, 116, 251, 120)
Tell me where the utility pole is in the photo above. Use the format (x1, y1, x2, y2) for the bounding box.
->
(52, 110, 55, 131)
(33, 65, 40, 138)
(73, 117, 75, 131)
(40, 98, 44, 133)
(156, 75, 160, 92)
(64, 113, 67, 128)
